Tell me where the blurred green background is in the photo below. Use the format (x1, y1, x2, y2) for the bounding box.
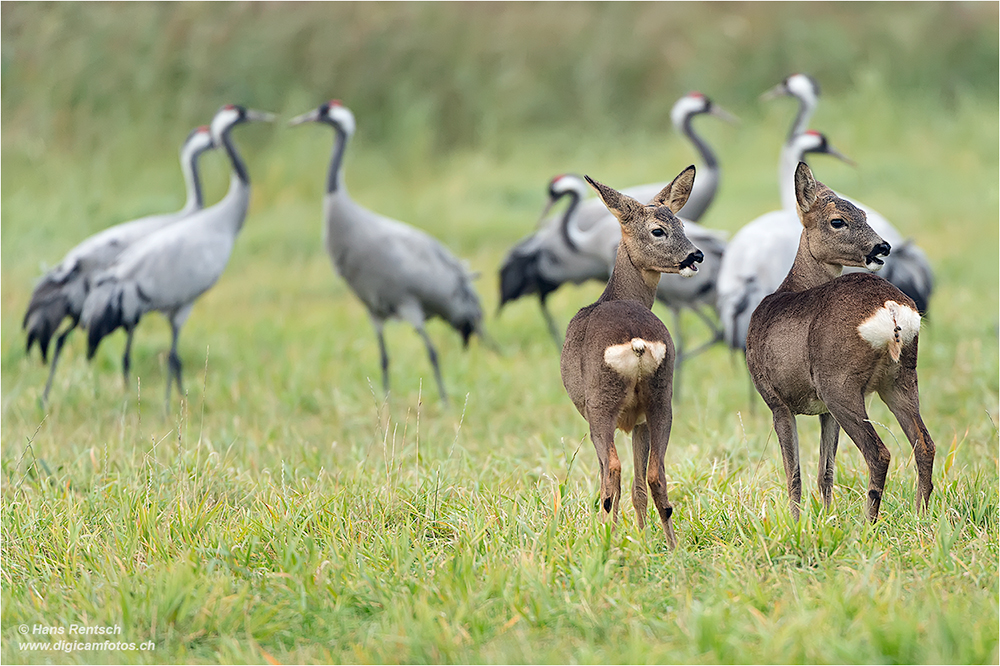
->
(2, 1, 997, 271)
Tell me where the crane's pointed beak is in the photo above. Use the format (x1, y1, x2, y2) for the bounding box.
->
(709, 103, 739, 125)
(827, 145, 857, 167)
(535, 198, 557, 230)
(246, 109, 277, 123)
(760, 82, 787, 102)
(289, 109, 321, 126)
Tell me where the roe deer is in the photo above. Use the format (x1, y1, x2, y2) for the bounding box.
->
(560, 166, 704, 547)
(745, 162, 935, 523)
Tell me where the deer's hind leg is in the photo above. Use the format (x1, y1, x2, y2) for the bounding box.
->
(823, 392, 890, 522)
(818, 412, 840, 510)
(879, 370, 935, 511)
(589, 419, 622, 525)
(644, 379, 677, 548)
(631, 422, 651, 529)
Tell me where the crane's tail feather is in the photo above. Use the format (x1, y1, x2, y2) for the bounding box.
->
(883, 241, 934, 315)
(82, 279, 145, 360)
(23, 275, 82, 362)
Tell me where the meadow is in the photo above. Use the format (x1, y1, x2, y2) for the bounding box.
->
(1, 3, 998, 664)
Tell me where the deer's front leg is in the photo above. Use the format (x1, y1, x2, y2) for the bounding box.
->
(879, 368, 935, 512)
(646, 397, 677, 549)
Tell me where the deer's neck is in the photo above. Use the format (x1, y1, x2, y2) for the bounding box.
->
(777, 229, 843, 293)
(597, 242, 660, 308)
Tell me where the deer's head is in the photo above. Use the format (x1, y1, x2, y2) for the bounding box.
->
(795, 162, 890, 272)
(585, 166, 704, 277)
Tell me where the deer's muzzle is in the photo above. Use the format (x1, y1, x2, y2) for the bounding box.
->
(865, 242, 891, 270)
(678, 250, 704, 277)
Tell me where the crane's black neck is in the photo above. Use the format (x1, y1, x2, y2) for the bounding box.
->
(326, 125, 348, 195)
(557, 190, 583, 252)
(788, 99, 813, 142)
(191, 159, 205, 208)
(181, 151, 205, 212)
(220, 127, 250, 186)
(682, 115, 717, 169)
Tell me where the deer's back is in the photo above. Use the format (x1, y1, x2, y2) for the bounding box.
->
(747, 272, 920, 415)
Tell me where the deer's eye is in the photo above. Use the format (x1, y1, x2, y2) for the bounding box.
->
(830, 218, 847, 229)
(651, 228, 666, 238)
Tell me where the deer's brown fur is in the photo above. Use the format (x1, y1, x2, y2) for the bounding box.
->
(560, 166, 703, 547)
(746, 162, 934, 522)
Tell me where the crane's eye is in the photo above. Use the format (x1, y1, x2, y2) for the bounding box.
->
(651, 228, 666, 238)
(830, 218, 847, 229)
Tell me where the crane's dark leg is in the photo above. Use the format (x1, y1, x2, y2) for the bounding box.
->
(538, 298, 563, 348)
(122, 326, 135, 386)
(165, 322, 184, 409)
(669, 308, 684, 400)
(41, 321, 77, 405)
(371, 317, 390, 396)
(415, 325, 448, 406)
(682, 305, 724, 359)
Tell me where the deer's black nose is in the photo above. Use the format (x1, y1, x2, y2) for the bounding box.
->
(866, 242, 891, 265)
(680, 250, 704, 269)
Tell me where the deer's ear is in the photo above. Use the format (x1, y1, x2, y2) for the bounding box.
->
(584, 175, 643, 222)
(650, 165, 696, 213)
(794, 161, 819, 216)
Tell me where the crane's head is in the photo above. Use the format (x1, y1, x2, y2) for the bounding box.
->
(539, 174, 588, 250)
(181, 125, 215, 161)
(210, 105, 276, 144)
(790, 130, 855, 167)
(289, 100, 357, 136)
(547, 174, 587, 204)
(761, 73, 821, 105)
(669, 92, 738, 131)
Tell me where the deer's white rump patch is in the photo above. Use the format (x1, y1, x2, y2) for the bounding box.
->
(604, 338, 667, 379)
(857, 300, 921, 362)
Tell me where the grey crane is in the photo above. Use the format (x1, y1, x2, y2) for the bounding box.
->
(669, 91, 738, 221)
(82, 105, 274, 406)
(761, 73, 822, 141)
(716, 130, 854, 352)
(23, 125, 216, 404)
(290, 100, 486, 405)
(765, 73, 934, 313)
(498, 92, 734, 352)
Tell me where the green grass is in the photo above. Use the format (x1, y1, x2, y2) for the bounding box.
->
(2, 3, 998, 664)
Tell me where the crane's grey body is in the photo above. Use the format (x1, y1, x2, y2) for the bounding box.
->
(82, 105, 272, 406)
(85, 174, 248, 328)
(292, 101, 484, 404)
(23, 125, 215, 403)
(324, 193, 482, 331)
